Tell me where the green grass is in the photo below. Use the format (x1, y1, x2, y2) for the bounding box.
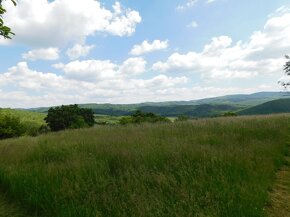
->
(94, 115, 126, 125)
(0, 115, 289, 217)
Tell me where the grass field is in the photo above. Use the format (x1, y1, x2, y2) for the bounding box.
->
(0, 114, 289, 217)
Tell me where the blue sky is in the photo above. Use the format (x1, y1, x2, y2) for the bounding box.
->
(0, 0, 290, 108)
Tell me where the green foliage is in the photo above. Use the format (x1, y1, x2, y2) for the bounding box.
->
(44, 105, 94, 131)
(175, 115, 190, 122)
(238, 98, 290, 116)
(0, 112, 24, 139)
(223, 112, 238, 117)
(0, 115, 289, 216)
(0, 108, 46, 137)
(0, 0, 16, 39)
(120, 110, 170, 125)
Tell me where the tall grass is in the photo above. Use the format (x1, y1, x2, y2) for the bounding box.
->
(0, 115, 289, 217)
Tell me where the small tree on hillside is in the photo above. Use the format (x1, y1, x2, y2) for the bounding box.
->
(44, 105, 95, 131)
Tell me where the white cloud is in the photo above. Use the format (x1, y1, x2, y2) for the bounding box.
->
(153, 11, 290, 80)
(1, 0, 141, 47)
(177, 0, 198, 10)
(53, 60, 119, 81)
(120, 57, 146, 75)
(177, 0, 216, 10)
(22, 47, 60, 61)
(0, 62, 190, 108)
(54, 57, 147, 80)
(66, 44, 95, 60)
(130, 40, 169, 56)
(187, 21, 198, 29)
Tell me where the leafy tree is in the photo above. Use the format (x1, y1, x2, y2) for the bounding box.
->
(44, 105, 95, 131)
(284, 55, 290, 76)
(0, 112, 25, 139)
(279, 55, 290, 90)
(0, 0, 16, 39)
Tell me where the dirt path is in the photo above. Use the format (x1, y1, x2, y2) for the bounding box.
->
(266, 153, 290, 217)
(0, 193, 28, 217)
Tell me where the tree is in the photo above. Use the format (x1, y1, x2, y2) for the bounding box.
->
(284, 55, 290, 76)
(278, 55, 290, 91)
(0, 0, 16, 39)
(44, 105, 95, 132)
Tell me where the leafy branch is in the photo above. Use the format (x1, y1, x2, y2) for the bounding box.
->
(0, 0, 16, 39)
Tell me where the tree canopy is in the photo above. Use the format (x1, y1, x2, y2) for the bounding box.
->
(0, 0, 16, 39)
(44, 105, 95, 132)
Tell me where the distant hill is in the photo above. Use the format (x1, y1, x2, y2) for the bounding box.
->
(26, 92, 289, 117)
(238, 98, 290, 115)
(193, 92, 289, 106)
(138, 104, 241, 117)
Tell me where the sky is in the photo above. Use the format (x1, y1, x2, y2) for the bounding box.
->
(0, 0, 290, 108)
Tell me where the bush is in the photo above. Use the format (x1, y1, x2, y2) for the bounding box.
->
(44, 105, 95, 131)
(0, 113, 25, 139)
(120, 110, 170, 125)
(223, 112, 238, 117)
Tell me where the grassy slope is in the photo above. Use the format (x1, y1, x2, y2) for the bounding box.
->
(0, 115, 289, 217)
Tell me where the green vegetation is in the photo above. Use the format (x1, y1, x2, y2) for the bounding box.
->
(119, 110, 170, 125)
(266, 148, 290, 217)
(0, 0, 17, 39)
(28, 92, 289, 118)
(94, 115, 125, 125)
(0, 114, 289, 217)
(238, 98, 290, 116)
(45, 105, 94, 131)
(0, 113, 24, 139)
(0, 109, 46, 137)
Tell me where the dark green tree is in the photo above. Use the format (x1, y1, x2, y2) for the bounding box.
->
(0, 0, 16, 39)
(44, 105, 95, 132)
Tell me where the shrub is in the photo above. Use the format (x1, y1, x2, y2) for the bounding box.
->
(0, 112, 25, 139)
(44, 105, 95, 131)
(120, 110, 170, 125)
(223, 112, 238, 117)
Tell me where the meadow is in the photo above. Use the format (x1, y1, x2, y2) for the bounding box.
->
(0, 114, 289, 217)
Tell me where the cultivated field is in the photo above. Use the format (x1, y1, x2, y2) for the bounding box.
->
(0, 114, 289, 217)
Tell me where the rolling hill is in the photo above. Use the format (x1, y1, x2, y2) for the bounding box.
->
(238, 98, 290, 115)
(26, 92, 288, 117)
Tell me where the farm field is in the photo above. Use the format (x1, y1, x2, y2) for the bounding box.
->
(0, 114, 289, 217)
